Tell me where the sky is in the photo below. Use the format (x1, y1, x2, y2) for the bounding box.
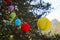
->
(30, 0, 60, 22)
(43, 0, 60, 22)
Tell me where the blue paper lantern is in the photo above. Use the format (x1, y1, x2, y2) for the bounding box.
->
(14, 18, 22, 26)
(6, 21, 10, 26)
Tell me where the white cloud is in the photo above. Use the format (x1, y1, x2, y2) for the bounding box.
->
(30, 0, 40, 5)
(44, 0, 60, 22)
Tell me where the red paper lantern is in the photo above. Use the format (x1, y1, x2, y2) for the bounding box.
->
(21, 22, 30, 33)
(6, 0, 11, 4)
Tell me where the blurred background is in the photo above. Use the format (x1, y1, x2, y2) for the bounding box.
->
(0, 0, 60, 40)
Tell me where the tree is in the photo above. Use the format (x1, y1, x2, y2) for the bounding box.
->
(1, 0, 58, 40)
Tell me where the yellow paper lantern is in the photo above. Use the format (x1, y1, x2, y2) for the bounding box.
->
(37, 17, 51, 31)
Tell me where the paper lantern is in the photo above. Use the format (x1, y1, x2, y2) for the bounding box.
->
(9, 5, 14, 11)
(37, 17, 51, 31)
(0, 14, 2, 21)
(6, 21, 10, 26)
(6, 0, 11, 4)
(14, 18, 22, 26)
(21, 22, 30, 33)
(9, 12, 16, 21)
(0, 0, 2, 3)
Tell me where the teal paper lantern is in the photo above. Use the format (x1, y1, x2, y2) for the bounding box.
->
(14, 18, 22, 26)
(6, 21, 10, 26)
